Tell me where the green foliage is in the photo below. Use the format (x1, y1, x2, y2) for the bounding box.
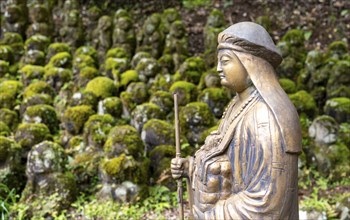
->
(0, 183, 19, 220)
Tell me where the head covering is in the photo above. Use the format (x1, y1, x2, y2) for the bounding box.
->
(217, 22, 301, 154)
(217, 22, 282, 68)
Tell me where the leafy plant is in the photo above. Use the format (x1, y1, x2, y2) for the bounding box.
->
(0, 184, 19, 220)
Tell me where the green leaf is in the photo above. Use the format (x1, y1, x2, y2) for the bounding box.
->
(304, 31, 312, 40)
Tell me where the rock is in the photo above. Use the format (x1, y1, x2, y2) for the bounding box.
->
(23, 80, 55, 100)
(0, 108, 19, 131)
(19, 64, 45, 86)
(169, 81, 198, 106)
(180, 102, 216, 146)
(46, 43, 71, 63)
(289, 90, 318, 118)
(279, 78, 297, 94)
(69, 91, 98, 110)
(309, 115, 338, 145)
(23, 104, 59, 134)
(83, 114, 116, 148)
(149, 90, 173, 115)
(131, 103, 165, 133)
(14, 123, 51, 158)
(85, 76, 117, 100)
(98, 97, 123, 118)
(104, 125, 144, 158)
(93, 15, 113, 63)
(135, 57, 161, 83)
(119, 70, 139, 89)
(24, 34, 50, 52)
(326, 41, 348, 60)
(324, 97, 350, 123)
(59, 9, 84, 50)
(125, 82, 149, 104)
(141, 119, 175, 152)
(198, 87, 230, 118)
(62, 105, 95, 135)
(46, 51, 72, 69)
(44, 67, 73, 92)
(76, 66, 100, 88)
(176, 56, 206, 84)
(149, 145, 175, 188)
(327, 60, 350, 98)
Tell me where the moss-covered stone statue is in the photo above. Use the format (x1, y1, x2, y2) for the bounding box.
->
(0, 136, 25, 197)
(112, 9, 136, 57)
(26, 4, 53, 38)
(59, 9, 84, 50)
(18, 141, 77, 218)
(171, 22, 301, 219)
(2, 4, 27, 36)
(93, 15, 113, 63)
(137, 13, 165, 59)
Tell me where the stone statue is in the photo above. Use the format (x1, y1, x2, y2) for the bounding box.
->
(171, 22, 302, 219)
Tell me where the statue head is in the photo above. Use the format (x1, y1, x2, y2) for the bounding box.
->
(217, 22, 302, 154)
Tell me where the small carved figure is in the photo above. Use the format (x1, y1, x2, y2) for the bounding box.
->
(171, 22, 301, 219)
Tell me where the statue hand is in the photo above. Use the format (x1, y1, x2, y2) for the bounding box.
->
(171, 157, 189, 179)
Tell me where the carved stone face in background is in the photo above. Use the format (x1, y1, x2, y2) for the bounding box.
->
(217, 49, 249, 92)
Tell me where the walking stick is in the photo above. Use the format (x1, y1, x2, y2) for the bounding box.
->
(173, 93, 184, 220)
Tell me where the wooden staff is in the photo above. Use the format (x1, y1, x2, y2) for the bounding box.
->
(174, 93, 184, 220)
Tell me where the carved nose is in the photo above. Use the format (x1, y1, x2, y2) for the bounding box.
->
(217, 62, 222, 72)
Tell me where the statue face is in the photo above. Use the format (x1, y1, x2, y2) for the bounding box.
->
(217, 49, 249, 92)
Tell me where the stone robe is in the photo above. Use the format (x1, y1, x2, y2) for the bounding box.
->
(190, 90, 299, 219)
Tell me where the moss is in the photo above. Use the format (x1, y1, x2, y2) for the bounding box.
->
(102, 154, 126, 176)
(46, 43, 71, 61)
(85, 76, 117, 100)
(20, 65, 45, 85)
(327, 41, 348, 59)
(176, 56, 206, 84)
(0, 136, 21, 162)
(180, 102, 215, 128)
(104, 57, 128, 78)
(131, 51, 151, 68)
(0, 92, 15, 109)
(73, 54, 96, 71)
(255, 15, 271, 32)
(106, 47, 129, 60)
(0, 60, 10, 77)
(100, 97, 123, 117)
(120, 91, 136, 115)
(135, 57, 161, 82)
(0, 80, 23, 98)
(324, 97, 350, 123)
(281, 29, 305, 47)
(131, 103, 165, 133)
(24, 34, 50, 52)
(289, 90, 317, 118)
(305, 50, 324, 71)
(120, 70, 139, 88)
(158, 54, 175, 74)
(104, 125, 144, 158)
(169, 81, 198, 106)
(23, 81, 55, 99)
(24, 104, 59, 133)
(0, 45, 14, 64)
(141, 119, 175, 151)
(0, 108, 18, 131)
(74, 46, 98, 62)
(0, 32, 23, 45)
(0, 123, 11, 139)
(198, 87, 230, 118)
(63, 105, 95, 135)
(126, 82, 149, 104)
(44, 67, 73, 91)
(46, 52, 72, 68)
(14, 123, 52, 150)
(83, 114, 115, 148)
(150, 91, 173, 114)
(279, 78, 297, 94)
